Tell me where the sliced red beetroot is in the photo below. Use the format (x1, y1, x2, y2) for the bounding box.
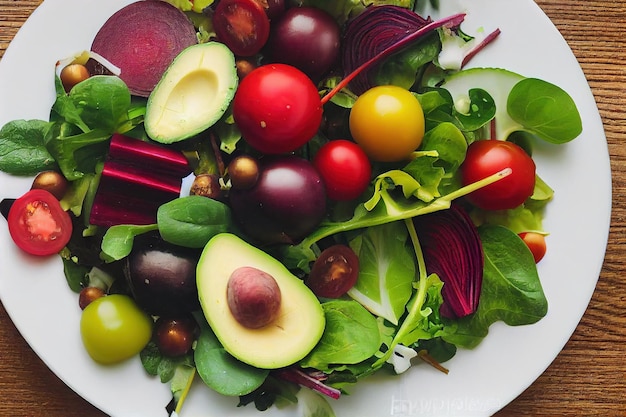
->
(413, 204, 484, 319)
(90, 0, 198, 97)
(108, 134, 191, 177)
(89, 135, 192, 227)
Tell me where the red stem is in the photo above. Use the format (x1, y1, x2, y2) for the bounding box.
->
(461, 28, 502, 69)
(274, 368, 341, 400)
(320, 13, 467, 106)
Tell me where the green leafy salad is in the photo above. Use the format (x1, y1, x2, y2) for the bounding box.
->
(0, 0, 583, 416)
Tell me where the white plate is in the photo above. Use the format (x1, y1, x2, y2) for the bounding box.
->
(0, 1, 611, 416)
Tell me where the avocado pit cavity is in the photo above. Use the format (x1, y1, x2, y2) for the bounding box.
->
(227, 266, 281, 329)
(144, 42, 238, 144)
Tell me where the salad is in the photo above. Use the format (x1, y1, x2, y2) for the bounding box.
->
(0, 0, 584, 416)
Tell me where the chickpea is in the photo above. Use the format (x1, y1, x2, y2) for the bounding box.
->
(31, 170, 69, 200)
(235, 58, 258, 79)
(60, 63, 90, 92)
(78, 287, 106, 310)
(228, 155, 260, 190)
(189, 174, 222, 199)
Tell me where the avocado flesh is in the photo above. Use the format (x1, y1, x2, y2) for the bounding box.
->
(145, 42, 237, 144)
(197, 233, 325, 369)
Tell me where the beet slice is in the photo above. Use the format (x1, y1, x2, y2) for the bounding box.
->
(91, 0, 198, 97)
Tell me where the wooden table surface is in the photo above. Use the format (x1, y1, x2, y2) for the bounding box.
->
(1, 1, 624, 416)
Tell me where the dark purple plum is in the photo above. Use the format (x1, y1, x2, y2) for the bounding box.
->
(264, 0, 286, 20)
(265, 6, 340, 81)
(124, 233, 201, 316)
(229, 156, 326, 245)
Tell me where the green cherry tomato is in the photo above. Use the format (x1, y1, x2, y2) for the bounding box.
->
(80, 294, 153, 365)
(349, 85, 425, 162)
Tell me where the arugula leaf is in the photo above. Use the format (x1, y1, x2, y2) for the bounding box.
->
(470, 175, 554, 234)
(60, 173, 95, 216)
(397, 273, 445, 346)
(163, 0, 214, 13)
(0, 119, 56, 175)
(44, 123, 111, 181)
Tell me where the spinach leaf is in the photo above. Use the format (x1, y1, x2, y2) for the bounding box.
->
(419, 121, 467, 171)
(442, 224, 548, 349)
(417, 89, 452, 115)
(100, 224, 158, 262)
(194, 319, 268, 396)
(44, 75, 141, 180)
(157, 195, 232, 248)
(347, 221, 415, 325)
(453, 88, 496, 131)
(140, 341, 194, 383)
(507, 78, 582, 144)
(300, 300, 381, 371)
(374, 32, 441, 89)
(51, 75, 131, 134)
(61, 257, 90, 293)
(0, 119, 56, 175)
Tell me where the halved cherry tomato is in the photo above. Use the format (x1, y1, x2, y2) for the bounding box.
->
(313, 139, 372, 201)
(233, 63, 322, 154)
(460, 140, 536, 211)
(519, 232, 547, 263)
(306, 244, 359, 298)
(213, 0, 270, 56)
(7, 189, 73, 256)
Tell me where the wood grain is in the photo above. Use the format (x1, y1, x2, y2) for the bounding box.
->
(1, 1, 624, 416)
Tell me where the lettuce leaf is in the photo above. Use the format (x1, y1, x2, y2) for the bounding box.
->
(347, 221, 415, 324)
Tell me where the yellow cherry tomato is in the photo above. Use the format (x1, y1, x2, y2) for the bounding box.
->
(80, 294, 153, 365)
(349, 85, 425, 162)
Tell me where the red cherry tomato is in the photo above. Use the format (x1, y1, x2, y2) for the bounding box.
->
(460, 140, 536, 210)
(7, 189, 73, 256)
(313, 140, 372, 201)
(233, 63, 323, 154)
(306, 244, 359, 298)
(213, 0, 270, 56)
(519, 232, 547, 263)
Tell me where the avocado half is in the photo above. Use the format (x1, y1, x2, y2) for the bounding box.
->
(144, 42, 237, 144)
(197, 233, 325, 369)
